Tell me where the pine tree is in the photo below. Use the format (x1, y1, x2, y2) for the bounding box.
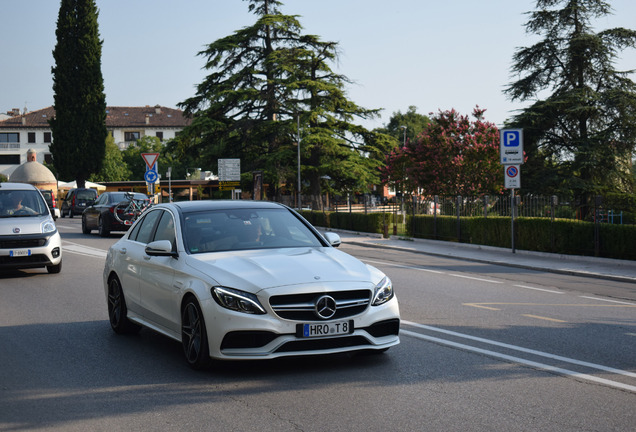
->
(504, 0, 636, 214)
(49, 0, 107, 188)
(178, 0, 383, 208)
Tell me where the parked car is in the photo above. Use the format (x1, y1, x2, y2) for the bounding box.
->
(103, 200, 400, 369)
(61, 188, 98, 218)
(82, 191, 149, 237)
(39, 189, 60, 220)
(0, 182, 62, 273)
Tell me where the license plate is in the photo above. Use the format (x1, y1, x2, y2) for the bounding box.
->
(300, 320, 353, 338)
(10, 249, 31, 257)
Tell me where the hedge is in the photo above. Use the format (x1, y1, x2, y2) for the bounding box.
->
(301, 210, 636, 261)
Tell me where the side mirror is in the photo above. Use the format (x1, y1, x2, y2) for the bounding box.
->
(145, 240, 178, 257)
(323, 232, 341, 248)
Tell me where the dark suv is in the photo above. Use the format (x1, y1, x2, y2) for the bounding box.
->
(61, 188, 98, 218)
(39, 189, 60, 220)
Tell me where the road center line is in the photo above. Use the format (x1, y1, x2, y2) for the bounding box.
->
(522, 314, 567, 323)
(579, 296, 635, 305)
(448, 274, 503, 284)
(363, 259, 445, 274)
(401, 320, 636, 379)
(514, 284, 564, 294)
(400, 329, 636, 393)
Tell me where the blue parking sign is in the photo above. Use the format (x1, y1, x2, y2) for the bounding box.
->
(500, 129, 524, 164)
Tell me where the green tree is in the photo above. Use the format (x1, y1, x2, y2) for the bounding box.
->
(377, 106, 431, 148)
(90, 136, 131, 182)
(504, 0, 636, 214)
(49, 0, 107, 188)
(178, 0, 382, 208)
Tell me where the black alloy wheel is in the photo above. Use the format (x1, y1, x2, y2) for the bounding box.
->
(98, 216, 110, 237)
(81, 215, 91, 234)
(107, 276, 140, 334)
(181, 298, 212, 369)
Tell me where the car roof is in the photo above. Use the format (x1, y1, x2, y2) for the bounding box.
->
(0, 182, 38, 191)
(167, 200, 288, 214)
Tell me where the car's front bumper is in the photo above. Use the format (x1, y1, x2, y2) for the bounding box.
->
(201, 295, 400, 360)
(0, 231, 62, 269)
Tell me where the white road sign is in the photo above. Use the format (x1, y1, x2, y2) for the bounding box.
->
(500, 129, 524, 164)
(218, 158, 241, 181)
(504, 164, 521, 189)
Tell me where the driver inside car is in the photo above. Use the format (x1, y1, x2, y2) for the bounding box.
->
(1, 192, 37, 216)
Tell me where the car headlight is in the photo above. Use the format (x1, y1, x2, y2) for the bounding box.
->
(212, 286, 266, 315)
(372, 276, 394, 306)
(42, 221, 56, 233)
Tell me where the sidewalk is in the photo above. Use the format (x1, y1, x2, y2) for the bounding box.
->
(326, 229, 636, 285)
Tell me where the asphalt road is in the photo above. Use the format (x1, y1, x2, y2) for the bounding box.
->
(0, 217, 634, 431)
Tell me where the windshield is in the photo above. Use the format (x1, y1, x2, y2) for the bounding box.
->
(184, 208, 324, 253)
(0, 190, 50, 217)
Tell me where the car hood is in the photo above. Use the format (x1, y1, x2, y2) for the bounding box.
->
(0, 215, 52, 235)
(185, 247, 380, 292)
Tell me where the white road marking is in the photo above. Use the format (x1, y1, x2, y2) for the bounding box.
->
(402, 320, 636, 380)
(62, 241, 108, 259)
(400, 328, 636, 393)
(579, 296, 635, 306)
(448, 273, 503, 284)
(363, 259, 445, 274)
(514, 284, 564, 294)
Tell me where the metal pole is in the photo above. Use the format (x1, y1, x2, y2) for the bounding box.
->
(297, 115, 301, 210)
(511, 188, 516, 253)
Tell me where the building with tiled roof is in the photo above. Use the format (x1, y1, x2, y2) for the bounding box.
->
(0, 105, 191, 178)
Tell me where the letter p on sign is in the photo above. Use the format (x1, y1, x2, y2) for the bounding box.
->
(504, 131, 520, 147)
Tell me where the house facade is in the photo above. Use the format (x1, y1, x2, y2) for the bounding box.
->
(0, 105, 191, 178)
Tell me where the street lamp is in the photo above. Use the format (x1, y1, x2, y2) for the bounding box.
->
(401, 125, 407, 148)
(297, 115, 302, 210)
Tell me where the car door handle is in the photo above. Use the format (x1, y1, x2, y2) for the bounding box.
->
(118, 248, 127, 255)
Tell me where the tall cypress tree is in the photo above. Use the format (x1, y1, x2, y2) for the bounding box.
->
(504, 0, 636, 212)
(49, 0, 107, 188)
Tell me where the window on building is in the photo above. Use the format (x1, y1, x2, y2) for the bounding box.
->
(0, 155, 21, 165)
(44, 153, 53, 164)
(44, 132, 52, 143)
(28, 132, 36, 143)
(0, 133, 19, 143)
(156, 131, 164, 141)
(125, 131, 141, 142)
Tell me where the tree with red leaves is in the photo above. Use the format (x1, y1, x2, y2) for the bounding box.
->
(382, 107, 503, 196)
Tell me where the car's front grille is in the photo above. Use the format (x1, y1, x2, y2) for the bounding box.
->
(0, 234, 51, 249)
(269, 289, 371, 321)
(274, 335, 372, 353)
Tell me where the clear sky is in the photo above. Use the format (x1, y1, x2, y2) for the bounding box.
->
(2, 0, 635, 130)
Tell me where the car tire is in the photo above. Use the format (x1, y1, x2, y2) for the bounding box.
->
(98, 216, 110, 237)
(61, 209, 66, 218)
(82, 216, 92, 234)
(47, 261, 62, 274)
(68, 209, 74, 218)
(181, 297, 212, 370)
(107, 276, 141, 335)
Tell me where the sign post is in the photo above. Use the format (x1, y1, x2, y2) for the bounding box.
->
(141, 153, 160, 198)
(218, 158, 241, 198)
(500, 130, 524, 254)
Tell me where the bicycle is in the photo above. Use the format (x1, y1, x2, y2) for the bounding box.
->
(113, 192, 152, 226)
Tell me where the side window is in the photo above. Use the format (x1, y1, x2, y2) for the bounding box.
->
(130, 210, 162, 244)
(153, 212, 176, 247)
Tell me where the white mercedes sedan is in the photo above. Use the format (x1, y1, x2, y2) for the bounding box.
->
(103, 200, 400, 369)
